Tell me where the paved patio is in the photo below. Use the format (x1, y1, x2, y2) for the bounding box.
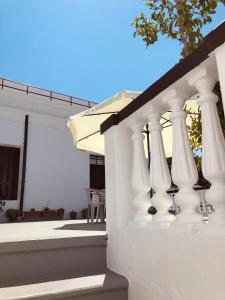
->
(0, 220, 106, 243)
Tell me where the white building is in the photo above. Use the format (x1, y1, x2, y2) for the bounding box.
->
(0, 78, 95, 218)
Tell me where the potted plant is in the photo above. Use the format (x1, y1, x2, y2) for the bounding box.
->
(42, 208, 58, 218)
(58, 208, 64, 217)
(0, 200, 6, 212)
(0, 200, 6, 222)
(6, 209, 21, 221)
(24, 209, 42, 218)
(42, 207, 52, 217)
(0, 188, 6, 222)
(51, 210, 58, 217)
(81, 208, 88, 219)
(70, 210, 77, 219)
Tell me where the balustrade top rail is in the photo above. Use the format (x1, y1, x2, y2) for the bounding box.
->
(0, 78, 96, 108)
(101, 20, 225, 134)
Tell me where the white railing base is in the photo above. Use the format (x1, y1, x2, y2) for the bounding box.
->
(149, 220, 173, 230)
(129, 217, 151, 228)
(170, 221, 205, 233)
(175, 214, 202, 224)
(152, 213, 175, 223)
(194, 222, 225, 235)
(150, 210, 175, 229)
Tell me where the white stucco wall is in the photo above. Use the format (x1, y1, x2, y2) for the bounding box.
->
(107, 227, 225, 300)
(104, 123, 225, 300)
(0, 86, 90, 218)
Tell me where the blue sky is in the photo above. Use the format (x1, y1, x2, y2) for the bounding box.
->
(0, 1, 224, 103)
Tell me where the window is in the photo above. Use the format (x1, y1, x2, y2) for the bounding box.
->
(90, 155, 105, 166)
(90, 155, 105, 189)
(0, 146, 20, 200)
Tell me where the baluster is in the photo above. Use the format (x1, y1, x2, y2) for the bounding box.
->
(164, 92, 202, 224)
(144, 105, 175, 226)
(190, 71, 225, 226)
(129, 120, 152, 226)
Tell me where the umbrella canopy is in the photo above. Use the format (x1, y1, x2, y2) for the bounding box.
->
(68, 90, 199, 157)
(67, 91, 141, 155)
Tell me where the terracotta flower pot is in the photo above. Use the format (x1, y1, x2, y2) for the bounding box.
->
(58, 208, 64, 217)
(70, 211, 77, 219)
(81, 208, 88, 219)
(24, 211, 42, 218)
(42, 210, 58, 218)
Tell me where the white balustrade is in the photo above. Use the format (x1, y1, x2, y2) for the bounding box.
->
(103, 31, 225, 233)
(129, 120, 152, 226)
(144, 105, 175, 226)
(164, 92, 202, 224)
(189, 70, 225, 226)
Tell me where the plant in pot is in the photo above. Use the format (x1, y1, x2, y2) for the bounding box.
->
(24, 208, 42, 218)
(42, 207, 58, 218)
(51, 210, 58, 217)
(0, 200, 6, 222)
(6, 209, 21, 221)
(24, 209, 32, 218)
(70, 210, 77, 219)
(0, 189, 6, 213)
(81, 208, 88, 219)
(32, 209, 42, 218)
(0, 200, 6, 213)
(58, 208, 64, 217)
(42, 207, 52, 218)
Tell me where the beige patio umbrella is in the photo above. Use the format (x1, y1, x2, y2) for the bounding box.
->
(68, 90, 198, 158)
(67, 91, 141, 155)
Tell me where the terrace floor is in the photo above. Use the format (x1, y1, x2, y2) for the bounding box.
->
(0, 219, 106, 243)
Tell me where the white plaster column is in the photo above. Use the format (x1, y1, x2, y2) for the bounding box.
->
(104, 125, 133, 230)
(215, 43, 225, 111)
(189, 70, 225, 225)
(129, 121, 152, 226)
(145, 105, 175, 225)
(164, 92, 202, 223)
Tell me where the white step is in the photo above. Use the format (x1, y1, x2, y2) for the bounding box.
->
(0, 235, 107, 288)
(0, 271, 128, 300)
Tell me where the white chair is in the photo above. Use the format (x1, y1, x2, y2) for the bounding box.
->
(85, 188, 106, 223)
(98, 191, 106, 222)
(90, 191, 101, 223)
(85, 189, 102, 223)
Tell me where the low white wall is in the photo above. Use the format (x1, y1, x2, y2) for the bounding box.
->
(104, 125, 225, 300)
(107, 227, 225, 300)
(0, 89, 90, 218)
